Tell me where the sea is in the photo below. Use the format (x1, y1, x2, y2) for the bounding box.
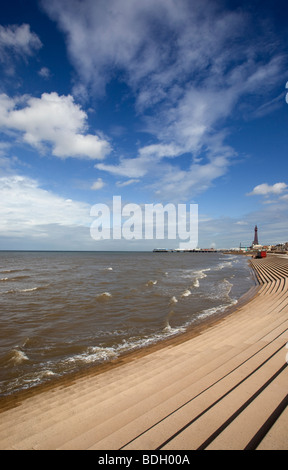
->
(0, 251, 256, 397)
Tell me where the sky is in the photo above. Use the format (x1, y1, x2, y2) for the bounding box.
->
(0, 0, 288, 250)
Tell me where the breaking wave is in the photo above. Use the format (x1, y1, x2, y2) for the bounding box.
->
(95, 292, 112, 301)
(181, 289, 191, 298)
(1, 285, 47, 295)
(169, 296, 178, 305)
(4, 349, 30, 366)
(197, 299, 238, 321)
(146, 280, 158, 286)
(62, 324, 187, 368)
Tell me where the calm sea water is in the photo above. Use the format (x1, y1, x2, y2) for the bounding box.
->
(0, 251, 255, 396)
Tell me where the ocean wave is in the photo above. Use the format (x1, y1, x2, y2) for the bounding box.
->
(1, 285, 48, 295)
(209, 279, 234, 301)
(146, 280, 158, 286)
(197, 298, 238, 321)
(181, 289, 191, 298)
(168, 268, 208, 291)
(8, 349, 29, 366)
(36, 369, 56, 379)
(3, 368, 57, 394)
(19, 287, 39, 293)
(13, 275, 31, 280)
(0, 276, 30, 282)
(116, 325, 187, 352)
(63, 324, 187, 368)
(223, 255, 237, 260)
(0, 275, 32, 282)
(163, 323, 186, 335)
(95, 292, 112, 301)
(66, 346, 118, 364)
(216, 261, 233, 270)
(188, 268, 211, 288)
(0, 268, 29, 274)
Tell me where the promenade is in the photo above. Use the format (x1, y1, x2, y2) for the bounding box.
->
(0, 255, 287, 450)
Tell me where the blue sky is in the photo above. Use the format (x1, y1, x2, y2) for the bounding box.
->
(0, 0, 287, 250)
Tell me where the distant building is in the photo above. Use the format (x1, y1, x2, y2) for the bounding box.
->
(270, 243, 288, 253)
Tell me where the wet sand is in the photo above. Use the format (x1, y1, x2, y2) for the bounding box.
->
(0, 255, 287, 450)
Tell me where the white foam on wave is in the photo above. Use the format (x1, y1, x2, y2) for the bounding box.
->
(146, 280, 158, 286)
(208, 279, 234, 302)
(163, 323, 186, 335)
(223, 278, 233, 296)
(193, 278, 200, 288)
(95, 291, 112, 301)
(10, 349, 29, 365)
(197, 299, 238, 321)
(191, 268, 211, 288)
(19, 287, 39, 293)
(1, 285, 49, 295)
(116, 325, 187, 353)
(1, 287, 36, 295)
(1, 269, 23, 274)
(181, 289, 191, 298)
(66, 346, 118, 364)
(169, 296, 178, 305)
(216, 261, 233, 270)
(64, 322, 187, 368)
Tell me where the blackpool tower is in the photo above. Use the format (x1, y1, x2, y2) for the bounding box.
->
(253, 225, 259, 246)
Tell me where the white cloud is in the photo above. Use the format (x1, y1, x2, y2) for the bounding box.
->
(96, 143, 183, 180)
(139, 143, 183, 159)
(0, 24, 42, 59)
(0, 175, 91, 239)
(38, 66, 51, 79)
(96, 155, 152, 179)
(116, 179, 140, 187)
(91, 178, 105, 190)
(248, 183, 288, 197)
(153, 155, 231, 201)
(0, 92, 111, 160)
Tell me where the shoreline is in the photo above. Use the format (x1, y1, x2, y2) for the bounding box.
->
(0, 257, 258, 412)
(0, 255, 287, 450)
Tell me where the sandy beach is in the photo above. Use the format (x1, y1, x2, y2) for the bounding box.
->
(0, 254, 287, 450)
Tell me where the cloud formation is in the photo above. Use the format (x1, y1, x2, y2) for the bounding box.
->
(42, 0, 284, 200)
(91, 178, 105, 190)
(0, 92, 111, 160)
(248, 183, 288, 197)
(0, 175, 91, 237)
(0, 23, 42, 59)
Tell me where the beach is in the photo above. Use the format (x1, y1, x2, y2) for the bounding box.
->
(0, 254, 287, 450)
